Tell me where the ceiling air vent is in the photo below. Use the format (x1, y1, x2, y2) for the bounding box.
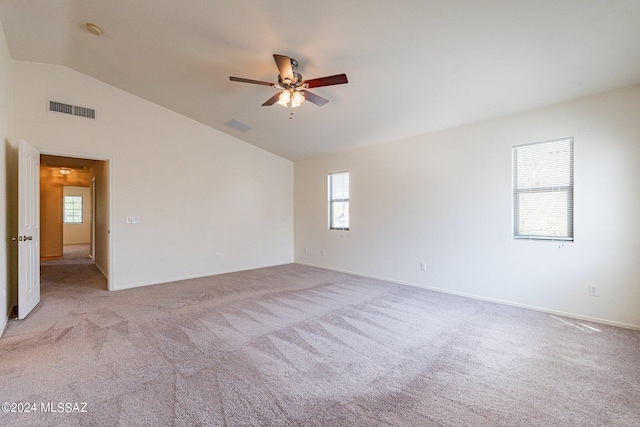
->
(48, 100, 96, 120)
(224, 118, 252, 132)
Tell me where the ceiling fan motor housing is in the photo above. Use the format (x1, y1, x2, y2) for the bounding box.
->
(277, 57, 306, 89)
(279, 72, 305, 89)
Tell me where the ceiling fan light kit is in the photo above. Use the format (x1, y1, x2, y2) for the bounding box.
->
(277, 90, 291, 107)
(291, 91, 305, 107)
(230, 54, 348, 110)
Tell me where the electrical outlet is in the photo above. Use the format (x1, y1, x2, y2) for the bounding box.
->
(304, 248, 308, 254)
(321, 249, 326, 256)
(420, 262, 427, 271)
(589, 284, 599, 297)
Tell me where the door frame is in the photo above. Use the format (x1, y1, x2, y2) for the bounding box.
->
(91, 177, 96, 261)
(39, 149, 114, 291)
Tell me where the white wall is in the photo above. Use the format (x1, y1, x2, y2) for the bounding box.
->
(62, 186, 91, 244)
(295, 85, 640, 329)
(13, 61, 293, 290)
(0, 20, 12, 332)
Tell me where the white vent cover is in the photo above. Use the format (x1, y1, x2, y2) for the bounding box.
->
(48, 100, 96, 120)
(224, 118, 252, 132)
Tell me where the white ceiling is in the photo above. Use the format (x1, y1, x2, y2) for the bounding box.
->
(2, 0, 640, 161)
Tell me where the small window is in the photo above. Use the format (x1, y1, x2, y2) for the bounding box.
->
(329, 172, 349, 230)
(513, 138, 573, 240)
(64, 196, 83, 224)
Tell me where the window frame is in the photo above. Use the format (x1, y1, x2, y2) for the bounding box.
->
(63, 195, 83, 224)
(512, 137, 574, 241)
(328, 171, 349, 231)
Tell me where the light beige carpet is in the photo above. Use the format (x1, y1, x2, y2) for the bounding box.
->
(41, 244, 93, 266)
(1, 263, 639, 426)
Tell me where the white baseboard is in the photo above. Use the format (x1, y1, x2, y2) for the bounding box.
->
(95, 262, 108, 280)
(296, 262, 640, 331)
(0, 314, 8, 338)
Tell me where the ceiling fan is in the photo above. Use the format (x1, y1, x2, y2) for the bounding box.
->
(229, 54, 348, 108)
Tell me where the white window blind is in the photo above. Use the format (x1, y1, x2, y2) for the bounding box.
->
(513, 138, 573, 240)
(329, 172, 349, 230)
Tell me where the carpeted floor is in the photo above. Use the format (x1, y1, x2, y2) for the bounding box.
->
(40, 244, 94, 266)
(1, 263, 639, 426)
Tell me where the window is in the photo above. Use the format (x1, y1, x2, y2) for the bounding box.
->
(329, 172, 349, 230)
(64, 196, 83, 224)
(513, 138, 573, 240)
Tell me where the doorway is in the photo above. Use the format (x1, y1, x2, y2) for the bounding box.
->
(39, 155, 109, 288)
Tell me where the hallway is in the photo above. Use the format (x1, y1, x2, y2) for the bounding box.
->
(41, 243, 94, 266)
(40, 244, 107, 294)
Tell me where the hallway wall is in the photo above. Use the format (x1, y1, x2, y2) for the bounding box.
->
(40, 167, 92, 258)
(62, 186, 91, 245)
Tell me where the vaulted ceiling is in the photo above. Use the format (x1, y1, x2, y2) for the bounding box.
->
(2, 0, 640, 161)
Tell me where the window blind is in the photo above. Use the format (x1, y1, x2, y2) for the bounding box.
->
(329, 172, 349, 230)
(513, 138, 573, 240)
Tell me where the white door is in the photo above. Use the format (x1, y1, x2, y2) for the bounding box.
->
(18, 139, 40, 319)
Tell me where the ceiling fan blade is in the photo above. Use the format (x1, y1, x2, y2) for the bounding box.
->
(229, 76, 274, 86)
(262, 92, 281, 106)
(302, 90, 329, 106)
(273, 54, 294, 81)
(304, 73, 348, 89)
